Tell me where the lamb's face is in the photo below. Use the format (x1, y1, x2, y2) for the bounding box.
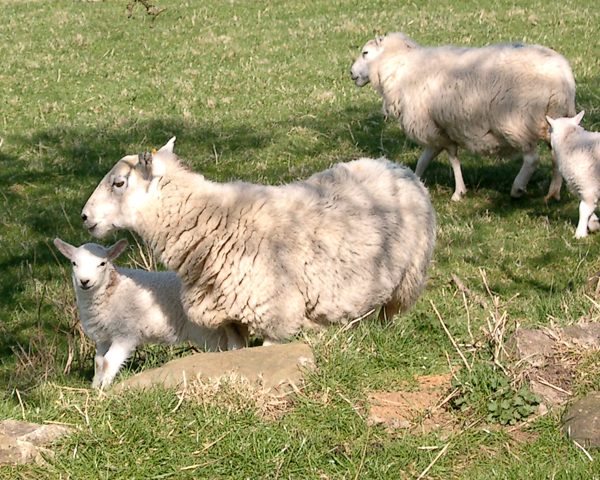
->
(546, 111, 586, 149)
(351, 39, 383, 87)
(54, 238, 128, 293)
(81, 156, 153, 238)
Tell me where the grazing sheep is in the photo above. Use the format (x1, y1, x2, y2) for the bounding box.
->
(54, 238, 242, 389)
(546, 111, 600, 238)
(350, 32, 576, 201)
(80, 138, 436, 346)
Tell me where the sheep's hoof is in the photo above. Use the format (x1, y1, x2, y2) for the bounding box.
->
(451, 192, 464, 202)
(544, 192, 561, 203)
(575, 231, 588, 239)
(510, 187, 525, 199)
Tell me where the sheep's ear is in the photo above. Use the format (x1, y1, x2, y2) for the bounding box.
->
(157, 137, 176, 155)
(375, 34, 384, 46)
(573, 110, 585, 125)
(54, 238, 75, 260)
(107, 239, 128, 261)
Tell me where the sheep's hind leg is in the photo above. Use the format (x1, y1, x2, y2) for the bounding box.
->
(544, 149, 563, 202)
(588, 213, 600, 233)
(576, 200, 597, 238)
(446, 145, 467, 201)
(511, 151, 539, 198)
(415, 147, 443, 178)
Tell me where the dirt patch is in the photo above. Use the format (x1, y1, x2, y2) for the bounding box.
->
(367, 373, 457, 435)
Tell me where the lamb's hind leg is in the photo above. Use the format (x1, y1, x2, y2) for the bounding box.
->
(576, 199, 597, 239)
(511, 150, 539, 198)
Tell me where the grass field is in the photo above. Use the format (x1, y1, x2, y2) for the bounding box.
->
(2, 0, 600, 478)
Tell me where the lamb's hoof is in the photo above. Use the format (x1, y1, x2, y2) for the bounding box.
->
(575, 231, 588, 239)
(510, 187, 525, 199)
(544, 192, 561, 204)
(451, 191, 466, 202)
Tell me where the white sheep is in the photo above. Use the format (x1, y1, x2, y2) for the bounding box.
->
(546, 111, 600, 238)
(350, 32, 576, 202)
(80, 139, 436, 346)
(53, 237, 242, 389)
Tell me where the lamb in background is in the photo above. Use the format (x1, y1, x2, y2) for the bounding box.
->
(80, 138, 436, 346)
(546, 111, 600, 238)
(350, 32, 576, 202)
(54, 238, 242, 389)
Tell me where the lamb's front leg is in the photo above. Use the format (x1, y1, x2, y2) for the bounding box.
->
(92, 342, 110, 389)
(576, 200, 597, 239)
(93, 341, 136, 389)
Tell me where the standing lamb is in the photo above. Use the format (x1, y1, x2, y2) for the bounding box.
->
(54, 238, 243, 389)
(546, 111, 600, 238)
(80, 138, 436, 346)
(350, 32, 576, 202)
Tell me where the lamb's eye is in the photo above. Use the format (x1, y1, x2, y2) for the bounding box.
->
(72, 261, 77, 267)
(113, 180, 125, 188)
(99, 262, 106, 267)
(362, 51, 368, 56)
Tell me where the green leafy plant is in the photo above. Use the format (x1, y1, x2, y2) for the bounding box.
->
(451, 363, 541, 425)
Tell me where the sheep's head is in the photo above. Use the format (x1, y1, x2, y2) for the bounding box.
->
(81, 137, 176, 238)
(546, 111, 585, 146)
(54, 238, 127, 292)
(350, 33, 418, 87)
(350, 37, 383, 87)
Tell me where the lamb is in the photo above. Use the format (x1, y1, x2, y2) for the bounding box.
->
(80, 138, 436, 346)
(546, 111, 600, 238)
(53, 237, 242, 389)
(350, 32, 576, 202)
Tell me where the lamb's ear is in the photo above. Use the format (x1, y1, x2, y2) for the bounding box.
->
(107, 239, 128, 261)
(545, 116, 555, 128)
(375, 34, 384, 46)
(573, 110, 585, 125)
(54, 238, 75, 261)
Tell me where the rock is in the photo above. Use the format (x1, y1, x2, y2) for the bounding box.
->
(111, 341, 314, 394)
(0, 420, 73, 466)
(563, 392, 600, 448)
(561, 324, 600, 349)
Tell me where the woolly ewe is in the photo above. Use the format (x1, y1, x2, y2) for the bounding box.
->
(351, 33, 576, 201)
(54, 238, 240, 388)
(546, 111, 600, 238)
(81, 139, 436, 345)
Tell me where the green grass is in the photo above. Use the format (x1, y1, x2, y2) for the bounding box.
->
(2, 0, 600, 478)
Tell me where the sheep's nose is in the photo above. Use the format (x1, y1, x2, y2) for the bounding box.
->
(81, 279, 89, 286)
(81, 213, 87, 221)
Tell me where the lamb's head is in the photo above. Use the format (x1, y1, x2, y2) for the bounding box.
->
(81, 137, 177, 238)
(546, 111, 586, 147)
(54, 238, 128, 292)
(350, 33, 419, 87)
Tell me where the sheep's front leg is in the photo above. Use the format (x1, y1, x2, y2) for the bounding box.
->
(446, 145, 467, 202)
(576, 200, 597, 239)
(511, 151, 539, 198)
(92, 342, 110, 389)
(94, 341, 136, 389)
(544, 149, 563, 202)
(415, 147, 443, 178)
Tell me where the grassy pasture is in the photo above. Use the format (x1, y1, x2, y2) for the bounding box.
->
(2, 0, 600, 478)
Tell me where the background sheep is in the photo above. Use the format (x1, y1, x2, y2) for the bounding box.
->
(54, 238, 242, 389)
(546, 111, 600, 238)
(350, 32, 576, 202)
(80, 139, 436, 346)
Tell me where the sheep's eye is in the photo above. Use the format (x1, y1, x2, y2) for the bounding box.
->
(113, 180, 125, 188)
(99, 262, 106, 267)
(362, 51, 368, 56)
(72, 261, 77, 267)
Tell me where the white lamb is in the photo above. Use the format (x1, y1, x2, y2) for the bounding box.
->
(350, 32, 576, 202)
(546, 111, 600, 238)
(54, 237, 241, 389)
(80, 138, 436, 346)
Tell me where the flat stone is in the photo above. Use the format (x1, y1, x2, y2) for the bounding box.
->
(505, 328, 556, 367)
(111, 341, 314, 394)
(563, 392, 600, 448)
(0, 421, 72, 466)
